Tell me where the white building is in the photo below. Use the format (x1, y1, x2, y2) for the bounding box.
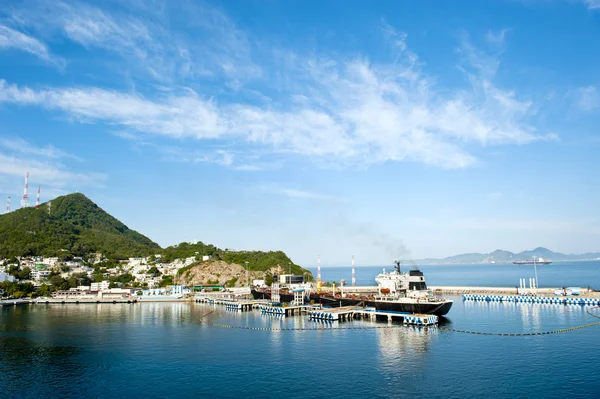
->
(91, 280, 110, 291)
(30, 270, 51, 281)
(0, 272, 14, 283)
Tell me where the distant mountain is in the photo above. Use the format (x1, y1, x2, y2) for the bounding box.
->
(0, 193, 160, 259)
(415, 247, 600, 265)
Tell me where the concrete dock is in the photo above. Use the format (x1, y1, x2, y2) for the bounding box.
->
(34, 298, 137, 304)
(463, 294, 600, 306)
(0, 298, 32, 307)
(308, 306, 438, 325)
(430, 286, 599, 296)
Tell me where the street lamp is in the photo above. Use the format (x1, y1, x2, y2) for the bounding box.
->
(245, 261, 249, 288)
(288, 262, 292, 285)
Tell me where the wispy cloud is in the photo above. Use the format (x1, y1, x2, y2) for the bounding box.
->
(0, 137, 81, 161)
(265, 186, 346, 202)
(0, 137, 106, 196)
(0, 8, 556, 170)
(0, 152, 106, 189)
(583, 0, 600, 10)
(574, 85, 599, 111)
(6, 0, 259, 85)
(0, 24, 63, 66)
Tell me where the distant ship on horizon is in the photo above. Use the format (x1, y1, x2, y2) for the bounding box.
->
(513, 257, 552, 265)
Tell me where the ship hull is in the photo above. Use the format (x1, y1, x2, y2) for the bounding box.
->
(310, 295, 362, 308)
(251, 289, 294, 303)
(513, 261, 552, 265)
(363, 299, 453, 316)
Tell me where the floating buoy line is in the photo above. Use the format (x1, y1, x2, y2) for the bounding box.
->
(198, 307, 600, 337)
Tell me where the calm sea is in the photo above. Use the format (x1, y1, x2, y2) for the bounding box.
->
(1, 262, 600, 398)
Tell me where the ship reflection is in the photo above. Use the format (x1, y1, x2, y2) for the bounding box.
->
(376, 323, 438, 366)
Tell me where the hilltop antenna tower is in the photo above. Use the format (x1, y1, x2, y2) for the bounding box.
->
(20, 172, 30, 208)
(352, 255, 356, 286)
(47, 200, 52, 215)
(5, 196, 10, 214)
(317, 254, 322, 293)
(35, 186, 40, 208)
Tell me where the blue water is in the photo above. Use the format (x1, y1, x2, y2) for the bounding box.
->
(1, 263, 600, 398)
(310, 260, 600, 288)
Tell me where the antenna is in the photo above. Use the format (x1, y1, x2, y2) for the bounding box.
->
(35, 186, 40, 208)
(20, 172, 30, 208)
(47, 200, 52, 215)
(317, 254, 322, 293)
(5, 196, 10, 214)
(352, 255, 356, 286)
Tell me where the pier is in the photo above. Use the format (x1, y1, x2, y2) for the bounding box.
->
(0, 298, 31, 307)
(260, 304, 314, 316)
(34, 298, 137, 304)
(463, 294, 600, 306)
(308, 306, 438, 325)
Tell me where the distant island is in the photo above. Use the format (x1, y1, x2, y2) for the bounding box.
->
(415, 247, 600, 265)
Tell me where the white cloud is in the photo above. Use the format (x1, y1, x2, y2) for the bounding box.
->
(0, 137, 81, 161)
(0, 151, 105, 190)
(267, 186, 346, 202)
(6, 0, 260, 84)
(575, 85, 599, 111)
(583, 0, 600, 9)
(0, 137, 106, 197)
(0, 13, 554, 170)
(0, 25, 62, 66)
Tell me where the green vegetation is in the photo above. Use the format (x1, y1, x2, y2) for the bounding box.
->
(0, 192, 313, 283)
(159, 242, 219, 263)
(147, 266, 161, 277)
(225, 277, 238, 287)
(0, 193, 160, 259)
(0, 281, 36, 298)
(8, 266, 31, 280)
(159, 275, 173, 287)
(219, 250, 308, 276)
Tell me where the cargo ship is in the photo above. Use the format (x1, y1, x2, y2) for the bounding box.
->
(252, 261, 453, 316)
(513, 257, 552, 265)
(361, 261, 453, 316)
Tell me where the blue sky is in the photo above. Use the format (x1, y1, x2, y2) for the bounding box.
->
(1, 0, 600, 266)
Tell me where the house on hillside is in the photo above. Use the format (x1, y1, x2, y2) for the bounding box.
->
(0, 272, 14, 283)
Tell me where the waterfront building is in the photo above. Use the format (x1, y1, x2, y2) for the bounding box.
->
(91, 281, 110, 291)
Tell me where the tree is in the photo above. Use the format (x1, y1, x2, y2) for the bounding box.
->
(38, 284, 51, 297)
(147, 266, 161, 277)
(158, 275, 173, 288)
(265, 273, 274, 287)
(17, 267, 31, 280)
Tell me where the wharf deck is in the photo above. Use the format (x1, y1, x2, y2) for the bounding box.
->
(0, 299, 31, 307)
(196, 297, 271, 311)
(34, 298, 137, 304)
(309, 306, 438, 325)
(463, 294, 600, 306)
(259, 304, 315, 316)
(431, 286, 599, 297)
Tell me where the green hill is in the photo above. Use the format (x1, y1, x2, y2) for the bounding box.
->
(0, 193, 160, 259)
(160, 242, 312, 278)
(0, 192, 313, 279)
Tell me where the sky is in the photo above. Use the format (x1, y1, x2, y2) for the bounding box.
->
(1, 0, 600, 266)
